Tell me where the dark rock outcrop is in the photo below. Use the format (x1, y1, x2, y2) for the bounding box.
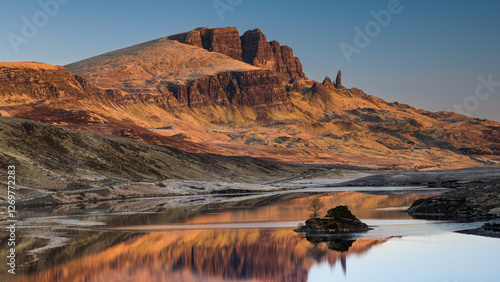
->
(165, 29, 204, 49)
(335, 70, 342, 88)
(241, 29, 306, 79)
(296, 217, 369, 234)
(165, 69, 292, 110)
(483, 220, 500, 231)
(457, 220, 500, 238)
(203, 27, 242, 61)
(295, 206, 370, 234)
(407, 179, 500, 219)
(169, 27, 307, 79)
(168, 27, 242, 60)
(326, 205, 359, 220)
(241, 28, 275, 69)
(322, 76, 334, 87)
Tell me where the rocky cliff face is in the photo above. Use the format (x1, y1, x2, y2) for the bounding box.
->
(241, 29, 306, 79)
(0, 63, 119, 103)
(165, 69, 291, 110)
(169, 27, 307, 79)
(65, 35, 291, 111)
(168, 27, 242, 61)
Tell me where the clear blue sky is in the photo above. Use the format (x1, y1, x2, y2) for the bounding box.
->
(1, 0, 499, 121)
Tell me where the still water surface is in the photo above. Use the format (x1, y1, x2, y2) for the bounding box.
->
(3, 188, 499, 282)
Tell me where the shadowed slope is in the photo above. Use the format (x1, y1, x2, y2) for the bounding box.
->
(0, 116, 304, 193)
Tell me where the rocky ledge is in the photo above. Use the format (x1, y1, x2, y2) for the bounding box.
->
(164, 69, 291, 110)
(295, 206, 370, 234)
(0, 62, 119, 102)
(457, 220, 500, 238)
(407, 179, 500, 219)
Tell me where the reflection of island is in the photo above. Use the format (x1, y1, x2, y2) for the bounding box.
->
(15, 229, 388, 282)
(183, 191, 442, 226)
(306, 235, 357, 252)
(294, 204, 371, 275)
(305, 235, 358, 275)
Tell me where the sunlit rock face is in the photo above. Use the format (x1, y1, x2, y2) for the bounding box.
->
(0, 62, 120, 104)
(169, 27, 307, 79)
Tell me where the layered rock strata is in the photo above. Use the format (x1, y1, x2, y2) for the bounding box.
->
(169, 27, 307, 79)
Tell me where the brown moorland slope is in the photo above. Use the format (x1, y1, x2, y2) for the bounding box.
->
(65, 38, 260, 92)
(0, 116, 305, 194)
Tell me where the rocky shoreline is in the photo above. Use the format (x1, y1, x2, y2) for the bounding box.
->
(336, 167, 500, 187)
(406, 179, 500, 219)
(457, 220, 500, 238)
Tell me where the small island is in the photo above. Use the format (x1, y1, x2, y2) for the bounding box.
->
(295, 205, 371, 234)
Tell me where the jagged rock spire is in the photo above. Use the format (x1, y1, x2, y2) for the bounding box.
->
(335, 70, 342, 88)
(322, 76, 334, 87)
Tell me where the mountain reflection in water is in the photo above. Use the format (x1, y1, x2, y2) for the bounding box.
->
(15, 229, 387, 282)
(9, 191, 440, 282)
(170, 191, 440, 226)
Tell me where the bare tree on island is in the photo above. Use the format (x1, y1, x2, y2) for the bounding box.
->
(307, 197, 325, 218)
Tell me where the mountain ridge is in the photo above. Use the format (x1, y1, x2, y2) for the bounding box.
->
(1, 27, 499, 170)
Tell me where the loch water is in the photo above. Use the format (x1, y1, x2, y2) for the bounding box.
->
(2, 188, 499, 282)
